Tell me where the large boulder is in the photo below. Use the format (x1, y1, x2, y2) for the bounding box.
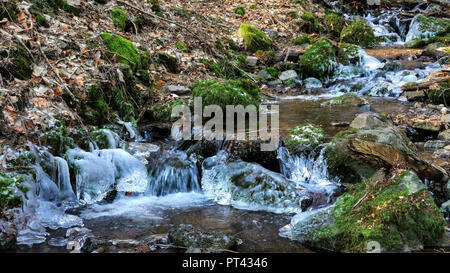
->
(287, 169, 446, 252)
(201, 152, 313, 214)
(299, 38, 337, 80)
(405, 14, 450, 43)
(325, 120, 447, 184)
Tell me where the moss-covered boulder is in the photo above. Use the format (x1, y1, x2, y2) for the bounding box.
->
(320, 92, 368, 107)
(110, 7, 130, 31)
(299, 38, 337, 80)
(338, 43, 362, 66)
(289, 169, 446, 252)
(325, 124, 447, 184)
(404, 38, 428, 49)
(285, 124, 325, 156)
(324, 13, 346, 37)
(100, 33, 141, 70)
(239, 23, 271, 53)
(300, 11, 322, 33)
(405, 14, 450, 43)
(0, 46, 32, 81)
(191, 78, 261, 109)
(0, 172, 26, 209)
(340, 21, 375, 48)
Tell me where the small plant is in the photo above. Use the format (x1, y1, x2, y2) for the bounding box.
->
(235, 6, 245, 16)
(175, 41, 189, 53)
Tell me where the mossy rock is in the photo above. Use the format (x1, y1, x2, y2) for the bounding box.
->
(110, 7, 131, 31)
(0, 172, 27, 209)
(428, 81, 450, 105)
(168, 224, 239, 250)
(100, 33, 141, 70)
(338, 43, 362, 66)
(299, 37, 337, 80)
(300, 11, 322, 33)
(235, 6, 245, 16)
(239, 23, 271, 53)
(31, 0, 80, 15)
(324, 13, 346, 37)
(90, 129, 120, 149)
(285, 124, 325, 156)
(150, 99, 187, 122)
(294, 34, 311, 46)
(154, 52, 178, 73)
(404, 38, 428, 49)
(191, 78, 261, 109)
(340, 21, 375, 48)
(321, 92, 367, 107)
(291, 170, 446, 252)
(0, 46, 32, 81)
(405, 14, 450, 43)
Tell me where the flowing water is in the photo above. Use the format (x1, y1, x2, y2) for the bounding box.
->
(6, 5, 447, 253)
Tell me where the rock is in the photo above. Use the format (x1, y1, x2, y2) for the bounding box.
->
(126, 142, 160, 165)
(279, 70, 298, 81)
(320, 92, 368, 107)
(286, 48, 301, 62)
(303, 77, 322, 89)
(438, 129, 450, 141)
(446, 180, 450, 200)
(424, 140, 450, 151)
(201, 152, 313, 214)
(285, 124, 325, 156)
(422, 42, 447, 59)
(257, 69, 273, 80)
(404, 38, 427, 49)
(441, 200, 450, 215)
(340, 21, 375, 48)
(325, 123, 447, 184)
(338, 43, 363, 65)
(299, 38, 337, 80)
(288, 169, 446, 252)
(405, 14, 450, 43)
(246, 56, 258, 67)
(406, 90, 426, 101)
(239, 23, 271, 53)
(392, 115, 442, 132)
(167, 85, 191, 95)
(226, 140, 280, 173)
(350, 113, 387, 129)
(168, 224, 239, 251)
(268, 80, 282, 86)
(140, 125, 171, 141)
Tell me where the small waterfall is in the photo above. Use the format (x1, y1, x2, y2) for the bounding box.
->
(148, 150, 201, 196)
(278, 146, 339, 199)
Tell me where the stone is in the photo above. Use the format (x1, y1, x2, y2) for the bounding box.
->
(405, 14, 450, 43)
(268, 80, 282, 86)
(406, 90, 426, 101)
(321, 92, 368, 107)
(438, 130, 450, 141)
(126, 142, 160, 165)
(167, 85, 191, 95)
(303, 77, 322, 89)
(350, 113, 387, 129)
(424, 140, 450, 151)
(246, 56, 258, 66)
(257, 69, 272, 80)
(279, 70, 298, 81)
(286, 48, 301, 62)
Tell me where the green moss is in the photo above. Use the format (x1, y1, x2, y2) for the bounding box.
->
(299, 37, 337, 80)
(110, 7, 130, 31)
(294, 34, 311, 45)
(300, 11, 322, 33)
(428, 81, 450, 105)
(201, 57, 244, 79)
(340, 21, 375, 48)
(90, 129, 117, 149)
(150, 0, 162, 17)
(0, 172, 26, 209)
(100, 33, 141, 70)
(235, 6, 245, 16)
(175, 41, 189, 53)
(321, 92, 366, 106)
(405, 38, 427, 49)
(255, 50, 276, 65)
(313, 170, 445, 252)
(191, 78, 261, 110)
(264, 67, 281, 78)
(42, 121, 76, 156)
(338, 43, 362, 65)
(151, 99, 187, 122)
(154, 52, 178, 73)
(0, 4, 17, 21)
(324, 13, 346, 36)
(239, 23, 271, 53)
(285, 124, 325, 155)
(31, 0, 80, 15)
(34, 12, 49, 27)
(0, 46, 32, 81)
(408, 14, 450, 42)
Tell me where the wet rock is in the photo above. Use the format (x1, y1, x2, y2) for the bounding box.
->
(257, 69, 273, 80)
(202, 152, 313, 214)
(321, 93, 368, 107)
(286, 48, 301, 62)
(424, 140, 450, 151)
(268, 79, 282, 86)
(303, 77, 322, 89)
(438, 129, 450, 141)
(140, 125, 171, 141)
(441, 200, 450, 215)
(279, 70, 298, 81)
(288, 169, 446, 252)
(126, 142, 160, 165)
(168, 224, 239, 251)
(406, 90, 426, 101)
(167, 85, 191, 95)
(422, 43, 448, 59)
(0, 219, 17, 250)
(350, 113, 387, 129)
(226, 140, 280, 173)
(405, 14, 450, 43)
(325, 123, 447, 184)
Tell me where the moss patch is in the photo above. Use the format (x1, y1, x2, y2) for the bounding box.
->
(428, 80, 450, 105)
(338, 43, 362, 65)
(300, 11, 322, 33)
(324, 13, 346, 37)
(0, 172, 26, 209)
(235, 6, 245, 16)
(150, 99, 187, 122)
(100, 33, 141, 70)
(299, 37, 337, 80)
(285, 124, 325, 155)
(239, 23, 271, 53)
(294, 34, 311, 45)
(0, 46, 32, 81)
(31, 0, 80, 15)
(340, 21, 375, 48)
(42, 121, 76, 156)
(110, 7, 130, 31)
